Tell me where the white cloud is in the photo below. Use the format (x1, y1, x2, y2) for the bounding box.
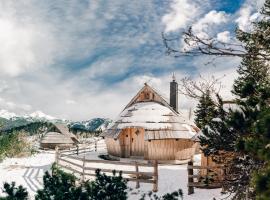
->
(217, 31, 231, 43)
(0, 97, 32, 112)
(0, 2, 58, 77)
(193, 10, 229, 37)
(235, 5, 253, 31)
(162, 0, 200, 32)
(66, 100, 76, 105)
(0, 0, 248, 122)
(235, 0, 264, 32)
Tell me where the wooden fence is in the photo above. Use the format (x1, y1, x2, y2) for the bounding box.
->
(187, 161, 224, 195)
(59, 140, 106, 156)
(55, 146, 158, 192)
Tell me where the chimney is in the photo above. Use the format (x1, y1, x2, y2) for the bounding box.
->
(170, 73, 178, 112)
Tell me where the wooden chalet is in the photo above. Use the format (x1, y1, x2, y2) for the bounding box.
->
(40, 123, 79, 149)
(102, 77, 200, 161)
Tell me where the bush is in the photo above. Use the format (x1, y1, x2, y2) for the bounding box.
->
(1, 164, 183, 200)
(35, 164, 85, 200)
(85, 169, 127, 200)
(139, 190, 183, 200)
(0, 182, 28, 200)
(35, 164, 128, 200)
(0, 132, 31, 160)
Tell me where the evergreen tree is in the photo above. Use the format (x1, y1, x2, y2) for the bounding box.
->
(198, 0, 270, 198)
(199, 95, 237, 156)
(194, 90, 217, 129)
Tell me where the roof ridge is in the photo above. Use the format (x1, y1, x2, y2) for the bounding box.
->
(123, 83, 179, 115)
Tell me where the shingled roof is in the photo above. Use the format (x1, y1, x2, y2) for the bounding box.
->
(102, 84, 199, 140)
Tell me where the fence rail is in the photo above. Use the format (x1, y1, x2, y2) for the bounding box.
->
(60, 140, 107, 156)
(55, 143, 158, 192)
(187, 161, 224, 195)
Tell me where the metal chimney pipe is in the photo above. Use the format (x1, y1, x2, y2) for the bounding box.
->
(170, 73, 178, 112)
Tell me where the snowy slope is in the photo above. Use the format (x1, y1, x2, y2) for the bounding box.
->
(0, 149, 229, 200)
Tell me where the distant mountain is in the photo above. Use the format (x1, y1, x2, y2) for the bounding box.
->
(25, 110, 57, 121)
(0, 109, 111, 134)
(69, 118, 112, 133)
(0, 109, 17, 119)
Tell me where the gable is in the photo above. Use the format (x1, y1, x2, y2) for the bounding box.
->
(123, 83, 177, 114)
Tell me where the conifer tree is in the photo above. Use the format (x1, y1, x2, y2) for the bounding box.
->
(194, 90, 217, 129)
(197, 0, 270, 198)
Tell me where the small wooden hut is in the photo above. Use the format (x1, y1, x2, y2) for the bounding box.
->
(40, 123, 79, 149)
(102, 78, 199, 161)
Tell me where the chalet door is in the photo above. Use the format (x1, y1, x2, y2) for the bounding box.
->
(131, 128, 144, 157)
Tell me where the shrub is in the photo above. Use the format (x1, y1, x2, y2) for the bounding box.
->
(0, 182, 28, 200)
(85, 169, 127, 200)
(0, 132, 31, 160)
(35, 164, 128, 200)
(1, 164, 183, 200)
(35, 164, 84, 200)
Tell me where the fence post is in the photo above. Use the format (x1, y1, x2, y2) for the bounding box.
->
(188, 160, 194, 195)
(95, 141, 97, 152)
(81, 155, 86, 182)
(153, 160, 158, 192)
(55, 146, 59, 166)
(76, 145, 79, 155)
(135, 161, 140, 189)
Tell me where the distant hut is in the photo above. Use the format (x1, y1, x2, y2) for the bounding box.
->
(102, 77, 199, 161)
(40, 123, 79, 149)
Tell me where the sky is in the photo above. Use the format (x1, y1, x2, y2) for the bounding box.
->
(0, 0, 265, 121)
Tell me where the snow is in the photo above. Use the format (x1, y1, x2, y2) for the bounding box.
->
(109, 102, 197, 139)
(0, 109, 58, 121)
(0, 151, 55, 199)
(0, 142, 228, 200)
(28, 111, 56, 120)
(212, 118, 222, 122)
(0, 109, 17, 119)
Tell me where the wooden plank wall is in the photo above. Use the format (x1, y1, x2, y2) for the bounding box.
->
(105, 138, 121, 157)
(146, 139, 194, 160)
(200, 154, 224, 181)
(130, 128, 144, 157)
(136, 88, 162, 103)
(106, 130, 195, 161)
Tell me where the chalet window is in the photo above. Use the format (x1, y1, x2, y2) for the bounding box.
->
(145, 92, 150, 99)
(135, 129, 140, 135)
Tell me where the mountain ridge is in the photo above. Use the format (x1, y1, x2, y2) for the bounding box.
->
(0, 109, 111, 133)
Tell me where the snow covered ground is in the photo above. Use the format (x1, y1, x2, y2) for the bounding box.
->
(0, 151, 55, 199)
(0, 148, 228, 200)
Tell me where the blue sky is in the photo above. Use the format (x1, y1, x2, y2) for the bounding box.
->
(0, 0, 264, 120)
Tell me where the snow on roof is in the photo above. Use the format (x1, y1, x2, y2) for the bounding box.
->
(103, 101, 198, 140)
(41, 132, 75, 144)
(54, 123, 79, 142)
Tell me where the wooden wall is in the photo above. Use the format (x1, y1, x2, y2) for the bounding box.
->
(105, 138, 121, 157)
(105, 127, 145, 158)
(201, 154, 224, 181)
(146, 139, 194, 160)
(106, 129, 195, 160)
(136, 88, 163, 103)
